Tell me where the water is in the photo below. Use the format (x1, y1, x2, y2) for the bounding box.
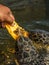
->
(0, 0, 49, 32)
(0, 0, 49, 65)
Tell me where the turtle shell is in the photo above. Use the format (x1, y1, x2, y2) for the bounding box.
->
(15, 30, 49, 65)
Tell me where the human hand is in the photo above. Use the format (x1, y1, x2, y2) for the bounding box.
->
(0, 4, 15, 28)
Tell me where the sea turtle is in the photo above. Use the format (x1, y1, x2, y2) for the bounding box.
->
(1, 21, 49, 65)
(15, 29, 49, 65)
(1, 29, 49, 65)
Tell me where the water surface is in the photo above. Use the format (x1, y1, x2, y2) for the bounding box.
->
(0, 0, 49, 65)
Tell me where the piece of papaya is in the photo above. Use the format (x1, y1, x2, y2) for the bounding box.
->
(5, 21, 28, 40)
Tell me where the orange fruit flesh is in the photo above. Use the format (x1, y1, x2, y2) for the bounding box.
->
(5, 21, 28, 40)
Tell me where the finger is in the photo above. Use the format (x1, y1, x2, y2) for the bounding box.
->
(2, 22, 5, 28)
(4, 15, 14, 24)
(10, 14, 15, 21)
(7, 9, 15, 21)
(0, 16, 4, 22)
(0, 22, 5, 28)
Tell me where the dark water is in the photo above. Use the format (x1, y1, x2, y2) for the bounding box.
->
(0, 0, 49, 65)
(0, 0, 49, 38)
